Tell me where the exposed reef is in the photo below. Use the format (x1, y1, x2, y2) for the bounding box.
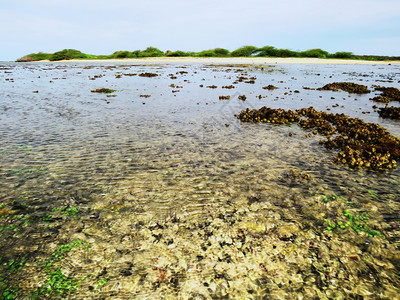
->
(236, 106, 400, 170)
(262, 85, 279, 90)
(236, 107, 299, 124)
(370, 86, 400, 103)
(138, 72, 158, 78)
(317, 82, 370, 94)
(378, 106, 400, 120)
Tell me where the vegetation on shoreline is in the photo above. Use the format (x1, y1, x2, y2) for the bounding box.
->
(16, 46, 400, 62)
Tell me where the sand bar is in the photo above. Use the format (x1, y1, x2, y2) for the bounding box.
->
(39, 57, 399, 64)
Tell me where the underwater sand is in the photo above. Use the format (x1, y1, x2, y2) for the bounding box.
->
(0, 61, 399, 298)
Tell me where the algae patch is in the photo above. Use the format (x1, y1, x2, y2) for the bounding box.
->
(236, 106, 400, 170)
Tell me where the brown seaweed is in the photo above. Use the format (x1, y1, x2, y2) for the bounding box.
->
(236, 106, 400, 170)
(378, 106, 400, 119)
(317, 82, 370, 94)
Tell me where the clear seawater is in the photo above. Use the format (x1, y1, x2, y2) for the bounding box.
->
(0, 61, 399, 298)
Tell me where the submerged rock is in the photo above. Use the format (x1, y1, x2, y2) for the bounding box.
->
(236, 106, 400, 170)
(138, 72, 158, 78)
(317, 82, 370, 94)
(235, 107, 299, 124)
(371, 86, 400, 103)
(262, 85, 278, 90)
(378, 106, 400, 119)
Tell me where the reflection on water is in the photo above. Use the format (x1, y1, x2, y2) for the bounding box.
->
(0, 62, 399, 298)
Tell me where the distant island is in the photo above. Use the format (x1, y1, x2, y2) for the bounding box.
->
(16, 46, 400, 62)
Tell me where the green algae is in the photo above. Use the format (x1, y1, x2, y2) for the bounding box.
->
(91, 88, 116, 94)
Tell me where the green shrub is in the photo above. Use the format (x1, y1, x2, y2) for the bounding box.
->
(138, 47, 164, 57)
(330, 52, 354, 59)
(29, 52, 52, 61)
(196, 50, 217, 57)
(231, 45, 258, 57)
(111, 51, 131, 58)
(49, 49, 88, 61)
(84, 54, 99, 59)
(255, 46, 279, 57)
(166, 50, 191, 57)
(131, 50, 140, 57)
(213, 48, 230, 56)
(276, 49, 298, 57)
(19, 46, 396, 62)
(109, 50, 140, 59)
(299, 48, 329, 58)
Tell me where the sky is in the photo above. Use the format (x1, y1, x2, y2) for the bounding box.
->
(0, 0, 399, 61)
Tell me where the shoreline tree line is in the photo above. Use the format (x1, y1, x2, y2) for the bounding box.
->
(17, 46, 400, 62)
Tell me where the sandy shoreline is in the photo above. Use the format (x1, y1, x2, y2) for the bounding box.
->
(32, 57, 399, 64)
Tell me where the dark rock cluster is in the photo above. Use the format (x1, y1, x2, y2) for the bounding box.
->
(91, 88, 115, 93)
(236, 106, 400, 170)
(138, 72, 158, 77)
(378, 106, 400, 119)
(370, 86, 400, 103)
(235, 107, 299, 124)
(298, 107, 399, 170)
(262, 85, 278, 90)
(317, 82, 371, 94)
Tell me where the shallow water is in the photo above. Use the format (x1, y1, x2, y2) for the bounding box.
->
(0, 62, 399, 298)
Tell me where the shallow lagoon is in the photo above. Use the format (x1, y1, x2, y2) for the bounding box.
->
(0, 62, 399, 298)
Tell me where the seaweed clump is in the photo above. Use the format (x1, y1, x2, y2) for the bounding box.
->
(297, 107, 399, 170)
(317, 82, 370, 94)
(235, 107, 299, 124)
(370, 86, 400, 103)
(138, 72, 158, 78)
(378, 106, 400, 120)
(91, 88, 116, 93)
(262, 85, 278, 90)
(236, 106, 400, 170)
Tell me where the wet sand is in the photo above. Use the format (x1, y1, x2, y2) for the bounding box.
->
(40, 57, 400, 65)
